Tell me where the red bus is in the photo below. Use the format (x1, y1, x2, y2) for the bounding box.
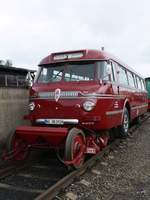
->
(5, 49, 148, 168)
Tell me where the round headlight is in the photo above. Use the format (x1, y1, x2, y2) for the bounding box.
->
(83, 101, 95, 111)
(29, 102, 35, 111)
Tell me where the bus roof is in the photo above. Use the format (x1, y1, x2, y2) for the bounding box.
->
(39, 49, 144, 79)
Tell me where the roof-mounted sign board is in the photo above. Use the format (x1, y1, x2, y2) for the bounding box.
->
(53, 52, 83, 60)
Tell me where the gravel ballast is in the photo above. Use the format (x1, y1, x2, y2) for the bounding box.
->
(61, 119, 150, 200)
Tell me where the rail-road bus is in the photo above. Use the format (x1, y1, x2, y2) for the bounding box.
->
(145, 77, 150, 110)
(4, 49, 148, 168)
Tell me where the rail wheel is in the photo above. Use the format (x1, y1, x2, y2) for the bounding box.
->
(118, 107, 129, 138)
(65, 128, 85, 169)
(6, 132, 29, 160)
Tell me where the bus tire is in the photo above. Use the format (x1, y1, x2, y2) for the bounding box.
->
(118, 107, 129, 138)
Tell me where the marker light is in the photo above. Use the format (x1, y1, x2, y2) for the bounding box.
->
(83, 101, 95, 112)
(29, 102, 35, 111)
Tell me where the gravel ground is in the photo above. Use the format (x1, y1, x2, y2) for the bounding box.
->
(60, 119, 150, 200)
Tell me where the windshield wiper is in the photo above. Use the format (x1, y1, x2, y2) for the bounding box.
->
(51, 69, 64, 81)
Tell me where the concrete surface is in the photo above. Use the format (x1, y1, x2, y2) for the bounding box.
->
(0, 88, 29, 149)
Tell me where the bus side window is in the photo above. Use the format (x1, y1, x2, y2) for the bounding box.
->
(133, 74, 137, 88)
(127, 71, 135, 88)
(140, 79, 145, 90)
(117, 65, 128, 86)
(143, 79, 146, 90)
(136, 76, 142, 90)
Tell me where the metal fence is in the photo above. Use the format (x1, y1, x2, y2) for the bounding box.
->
(0, 75, 27, 88)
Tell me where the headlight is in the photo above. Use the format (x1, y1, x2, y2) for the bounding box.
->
(29, 102, 35, 111)
(83, 101, 96, 111)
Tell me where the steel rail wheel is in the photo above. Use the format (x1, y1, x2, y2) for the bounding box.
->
(65, 128, 86, 169)
(6, 132, 29, 160)
(118, 107, 130, 138)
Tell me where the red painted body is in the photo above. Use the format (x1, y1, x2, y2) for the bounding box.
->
(7, 50, 148, 167)
(16, 126, 68, 147)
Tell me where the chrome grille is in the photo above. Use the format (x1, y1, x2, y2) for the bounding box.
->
(38, 91, 79, 98)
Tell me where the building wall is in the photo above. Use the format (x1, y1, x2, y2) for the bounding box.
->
(0, 88, 29, 149)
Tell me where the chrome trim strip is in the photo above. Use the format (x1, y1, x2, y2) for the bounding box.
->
(80, 93, 125, 98)
(131, 104, 148, 110)
(38, 91, 79, 98)
(106, 110, 123, 116)
(36, 91, 125, 98)
(36, 119, 79, 125)
(31, 93, 125, 100)
(31, 96, 118, 100)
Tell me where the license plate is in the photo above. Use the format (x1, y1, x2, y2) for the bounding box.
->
(47, 119, 64, 125)
(86, 147, 96, 154)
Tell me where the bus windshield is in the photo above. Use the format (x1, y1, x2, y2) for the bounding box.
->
(37, 61, 107, 83)
(37, 62, 96, 83)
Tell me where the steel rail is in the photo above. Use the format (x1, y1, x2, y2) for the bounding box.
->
(35, 140, 121, 200)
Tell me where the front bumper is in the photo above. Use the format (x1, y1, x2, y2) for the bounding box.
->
(16, 126, 68, 147)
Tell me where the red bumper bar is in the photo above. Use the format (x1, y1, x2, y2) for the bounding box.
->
(16, 126, 68, 147)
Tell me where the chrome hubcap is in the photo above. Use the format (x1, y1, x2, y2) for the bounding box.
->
(123, 113, 129, 133)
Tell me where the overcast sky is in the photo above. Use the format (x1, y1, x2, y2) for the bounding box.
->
(0, 0, 149, 77)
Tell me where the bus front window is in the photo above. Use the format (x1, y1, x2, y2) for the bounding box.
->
(37, 61, 109, 84)
(38, 66, 64, 83)
(37, 62, 96, 83)
(64, 63, 94, 82)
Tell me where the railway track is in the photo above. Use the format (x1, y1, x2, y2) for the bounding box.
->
(0, 160, 32, 180)
(0, 113, 149, 200)
(0, 154, 68, 200)
(36, 113, 150, 200)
